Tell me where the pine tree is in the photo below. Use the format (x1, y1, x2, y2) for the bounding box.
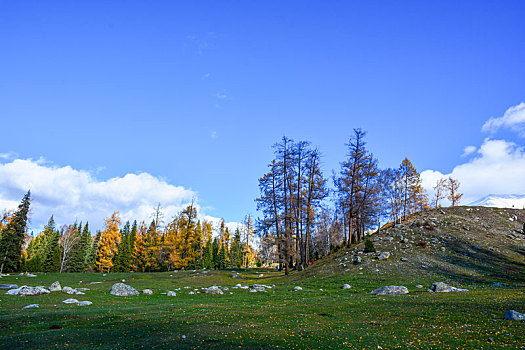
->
(113, 221, 131, 272)
(95, 212, 121, 272)
(212, 237, 220, 269)
(218, 242, 227, 269)
(42, 229, 60, 272)
(87, 230, 101, 271)
(229, 228, 243, 268)
(0, 191, 31, 273)
(68, 222, 91, 272)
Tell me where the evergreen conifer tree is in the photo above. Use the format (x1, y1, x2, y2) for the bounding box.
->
(42, 230, 61, 272)
(0, 191, 31, 273)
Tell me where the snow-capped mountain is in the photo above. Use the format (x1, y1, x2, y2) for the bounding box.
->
(468, 194, 525, 209)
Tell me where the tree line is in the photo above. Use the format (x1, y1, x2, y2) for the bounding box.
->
(0, 192, 257, 273)
(256, 130, 462, 274)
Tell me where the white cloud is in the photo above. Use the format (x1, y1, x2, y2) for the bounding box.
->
(210, 130, 218, 139)
(462, 145, 476, 157)
(421, 138, 525, 204)
(0, 158, 237, 233)
(215, 90, 228, 99)
(0, 151, 19, 160)
(482, 102, 525, 136)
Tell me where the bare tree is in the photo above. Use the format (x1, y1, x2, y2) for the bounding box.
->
(432, 178, 447, 208)
(445, 177, 463, 206)
(60, 224, 80, 272)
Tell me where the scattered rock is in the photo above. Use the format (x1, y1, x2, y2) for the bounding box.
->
(401, 238, 409, 244)
(76, 301, 92, 306)
(353, 256, 362, 265)
(370, 286, 409, 295)
(18, 286, 50, 296)
(342, 284, 352, 290)
(62, 298, 80, 304)
(167, 291, 177, 297)
(142, 289, 153, 295)
(22, 304, 39, 309)
(383, 237, 394, 242)
(0, 284, 18, 290)
(49, 281, 62, 292)
(250, 284, 267, 292)
(505, 310, 525, 321)
(427, 282, 468, 293)
(415, 285, 423, 289)
(377, 252, 391, 260)
(400, 257, 408, 262)
(203, 286, 224, 294)
(62, 286, 83, 295)
(25, 273, 37, 277)
(292, 286, 303, 291)
(109, 283, 139, 296)
(231, 274, 240, 278)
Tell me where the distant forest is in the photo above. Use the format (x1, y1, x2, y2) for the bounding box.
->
(0, 129, 461, 274)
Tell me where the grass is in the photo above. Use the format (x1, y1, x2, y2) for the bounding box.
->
(1, 207, 525, 349)
(0, 269, 524, 349)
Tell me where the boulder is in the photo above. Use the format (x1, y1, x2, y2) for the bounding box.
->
(142, 289, 153, 295)
(377, 252, 391, 260)
(49, 281, 62, 292)
(25, 273, 37, 277)
(62, 298, 80, 304)
(427, 282, 468, 293)
(342, 284, 352, 290)
(505, 310, 525, 321)
(22, 304, 39, 309)
(292, 286, 303, 291)
(6, 286, 25, 295)
(0, 284, 18, 289)
(109, 283, 139, 296)
(62, 286, 76, 294)
(250, 285, 266, 292)
(77, 301, 92, 306)
(370, 286, 409, 295)
(19, 286, 50, 296)
(231, 274, 240, 278)
(203, 286, 223, 294)
(400, 257, 408, 262)
(353, 256, 362, 265)
(167, 291, 177, 297)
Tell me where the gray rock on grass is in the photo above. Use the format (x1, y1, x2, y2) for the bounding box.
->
(49, 281, 62, 292)
(292, 286, 303, 291)
(22, 304, 39, 309)
(76, 301, 92, 306)
(342, 284, 352, 290)
(142, 289, 153, 295)
(0, 284, 18, 290)
(63, 298, 80, 304)
(167, 291, 177, 297)
(427, 282, 468, 293)
(377, 252, 391, 260)
(110, 283, 139, 296)
(203, 286, 224, 294)
(505, 310, 525, 321)
(370, 286, 409, 295)
(13, 286, 50, 296)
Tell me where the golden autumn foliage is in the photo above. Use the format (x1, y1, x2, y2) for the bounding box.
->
(95, 211, 122, 272)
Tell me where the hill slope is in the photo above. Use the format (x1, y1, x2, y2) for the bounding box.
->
(295, 206, 525, 286)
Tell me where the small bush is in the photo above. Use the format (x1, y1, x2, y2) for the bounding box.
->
(416, 240, 428, 249)
(364, 239, 376, 253)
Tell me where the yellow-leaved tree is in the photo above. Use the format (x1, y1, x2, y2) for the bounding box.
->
(131, 222, 148, 272)
(95, 211, 121, 272)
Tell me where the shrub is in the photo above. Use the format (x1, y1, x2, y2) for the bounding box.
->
(364, 239, 376, 253)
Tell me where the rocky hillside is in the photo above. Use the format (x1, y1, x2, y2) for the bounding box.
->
(301, 206, 525, 285)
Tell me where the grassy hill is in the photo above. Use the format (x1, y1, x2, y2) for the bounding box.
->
(293, 206, 525, 287)
(0, 207, 524, 349)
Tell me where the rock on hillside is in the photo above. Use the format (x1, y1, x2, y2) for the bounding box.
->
(293, 206, 525, 284)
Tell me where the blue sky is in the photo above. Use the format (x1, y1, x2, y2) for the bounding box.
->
(1, 1, 524, 230)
